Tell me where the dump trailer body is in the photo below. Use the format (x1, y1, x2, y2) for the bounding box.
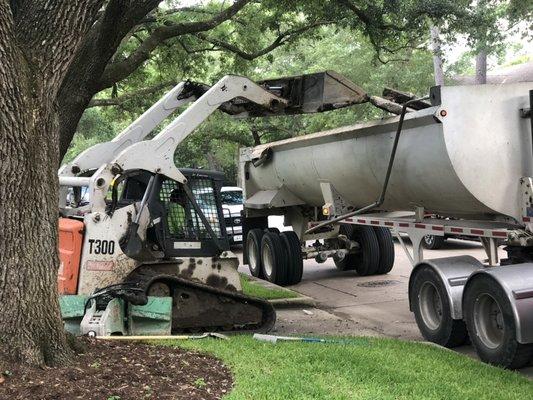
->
(243, 83, 533, 222)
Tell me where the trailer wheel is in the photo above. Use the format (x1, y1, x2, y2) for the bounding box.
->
(411, 266, 468, 347)
(423, 235, 445, 250)
(260, 231, 289, 286)
(333, 224, 357, 271)
(463, 275, 533, 368)
(280, 231, 303, 285)
(373, 227, 395, 274)
(352, 226, 380, 276)
(266, 227, 280, 234)
(246, 229, 265, 278)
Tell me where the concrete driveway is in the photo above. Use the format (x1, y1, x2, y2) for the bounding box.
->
(236, 238, 533, 377)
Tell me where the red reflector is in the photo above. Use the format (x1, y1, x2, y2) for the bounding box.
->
(399, 223, 409, 227)
(415, 224, 426, 229)
(471, 229, 484, 235)
(450, 227, 463, 233)
(431, 226, 444, 231)
(371, 220, 379, 225)
(357, 219, 366, 224)
(492, 231, 507, 238)
(385, 222, 394, 226)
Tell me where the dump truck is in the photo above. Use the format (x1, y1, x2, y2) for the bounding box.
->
(240, 80, 533, 368)
(56, 71, 365, 337)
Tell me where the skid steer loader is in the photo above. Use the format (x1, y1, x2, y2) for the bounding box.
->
(57, 71, 366, 336)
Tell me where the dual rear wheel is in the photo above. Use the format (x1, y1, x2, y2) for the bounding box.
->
(334, 225, 394, 276)
(246, 229, 303, 286)
(411, 266, 533, 369)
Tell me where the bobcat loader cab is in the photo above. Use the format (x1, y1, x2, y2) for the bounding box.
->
(57, 71, 366, 335)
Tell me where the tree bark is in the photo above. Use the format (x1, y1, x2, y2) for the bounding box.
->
(475, 49, 487, 84)
(430, 25, 445, 86)
(0, 0, 104, 367)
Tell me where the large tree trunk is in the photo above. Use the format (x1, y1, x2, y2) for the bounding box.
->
(0, 38, 72, 368)
(0, 0, 104, 367)
(0, 85, 72, 366)
(475, 49, 487, 84)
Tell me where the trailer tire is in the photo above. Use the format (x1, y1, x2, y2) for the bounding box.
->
(333, 224, 357, 271)
(463, 275, 533, 369)
(411, 266, 468, 347)
(373, 227, 395, 274)
(352, 226, 380, 276)
(423, 234, 445, 250)
(266, 227, 280, 234)
(246, 229, 265, 278)
(280, 231, 303, 285)
(260, 231, 289, 286)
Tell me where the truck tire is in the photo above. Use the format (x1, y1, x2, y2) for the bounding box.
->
(423, 234, 445, 250)
(260, 231, 289, 286)
(246, 229, 265, 278)
(352, 226, 380, 276)
(280, 231, 303, 285)
(373, 227, 395, 274)
(410, 266, 468, 347)
(266, 227, 280, 234)
(334, 224, 357, 271)
(463, 275, 533, 369)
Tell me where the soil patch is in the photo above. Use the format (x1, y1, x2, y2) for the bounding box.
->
(0, 339, 232, 400)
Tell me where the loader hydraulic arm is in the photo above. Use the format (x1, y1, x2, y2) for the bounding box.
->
(58, 81, 201, 178)
(108, 75, 288, 183)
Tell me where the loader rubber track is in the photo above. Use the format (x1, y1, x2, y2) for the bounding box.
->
(126, 267, 276, 333)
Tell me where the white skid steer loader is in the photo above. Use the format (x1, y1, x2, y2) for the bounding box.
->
(57, 71, 366, 336)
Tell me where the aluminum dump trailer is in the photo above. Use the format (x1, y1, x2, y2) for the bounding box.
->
(240, 81, 533, 368)
(243, 83, 531, 221)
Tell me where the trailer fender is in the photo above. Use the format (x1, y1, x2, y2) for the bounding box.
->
(462, 264, 533, 344)
(409, 256, 482, 319)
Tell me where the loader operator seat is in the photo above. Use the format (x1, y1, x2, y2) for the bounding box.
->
(167, 186, 190, 237)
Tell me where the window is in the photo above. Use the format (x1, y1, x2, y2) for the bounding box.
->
(159, 178, 222, 239)
(220, 190, 243, 205)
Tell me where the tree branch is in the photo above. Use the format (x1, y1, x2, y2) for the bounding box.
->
(57, 0, 163, 160)
(88, 80, 177, 107)
(99, 0, 251, 89)
(196, 21, 330, 60)
(335, 0, 412, 32)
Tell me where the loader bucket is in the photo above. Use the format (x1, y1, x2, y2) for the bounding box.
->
(253, 70, 368, 116)
(222, 70, 369, 117)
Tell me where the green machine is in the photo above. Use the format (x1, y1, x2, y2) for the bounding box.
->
(59, 289, 172, 337)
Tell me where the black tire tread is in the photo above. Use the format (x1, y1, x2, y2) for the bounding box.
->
(260, 231, 289, 286)
(353, 226, 380, 276)
(373, 227, 395, 274)
(411, 266, 468, 348)
(246, 229, 264, 278)
(463, 275, 533, 369)
(280, 231, 303, 285)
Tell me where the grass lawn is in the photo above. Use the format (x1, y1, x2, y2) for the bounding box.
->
(169, 335, 533, 400)
(240, 274, 299, 300)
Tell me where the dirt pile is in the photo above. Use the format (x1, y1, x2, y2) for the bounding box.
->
(0, 339, 232, 399)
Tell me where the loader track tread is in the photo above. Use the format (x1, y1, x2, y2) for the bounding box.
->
(125, 267, 276, 333)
